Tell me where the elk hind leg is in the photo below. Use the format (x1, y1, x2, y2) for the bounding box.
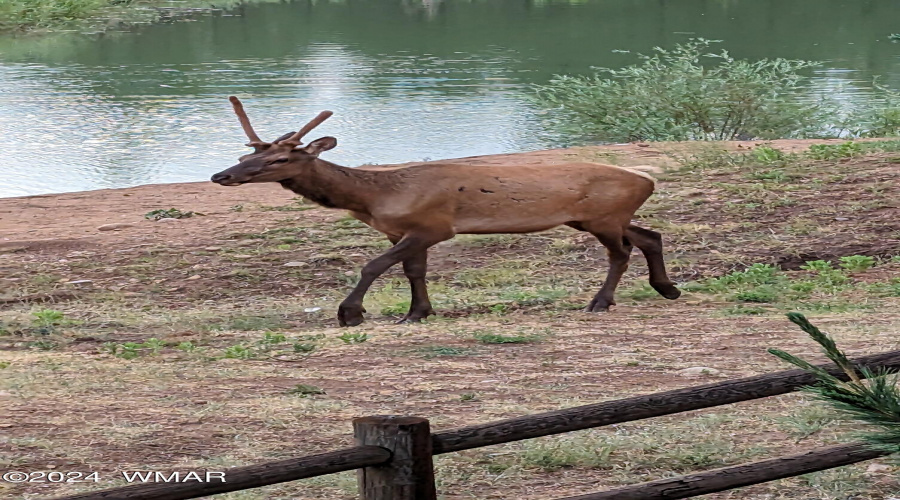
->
(399, 250, 436, 323)
(624, 225, 680, 300)
(385, 235, 435, 323)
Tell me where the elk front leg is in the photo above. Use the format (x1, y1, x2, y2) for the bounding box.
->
(338, 233, 444, 327)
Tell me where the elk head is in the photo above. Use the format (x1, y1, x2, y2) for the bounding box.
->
(211, 96, 336, 186)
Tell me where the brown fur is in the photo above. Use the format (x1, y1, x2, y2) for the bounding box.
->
(211, 99, 680, 326)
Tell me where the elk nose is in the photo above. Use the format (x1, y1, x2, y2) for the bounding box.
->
(211, 173, 232, 183)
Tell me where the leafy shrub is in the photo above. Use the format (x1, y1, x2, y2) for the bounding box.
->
(845, 81, 900, 138)
(533, 39, 829, 143)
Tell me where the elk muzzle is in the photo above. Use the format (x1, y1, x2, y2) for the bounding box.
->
(210, 172, 243, 186)
(211, 162, 261, 186)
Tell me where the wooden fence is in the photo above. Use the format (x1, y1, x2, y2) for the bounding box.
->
(54, 349, 900, 500)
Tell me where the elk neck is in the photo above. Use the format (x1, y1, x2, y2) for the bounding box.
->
(278, 159, 377, 214)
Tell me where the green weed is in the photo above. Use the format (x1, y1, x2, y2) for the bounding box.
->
(733, 286, 780, 303)
(26, 340, 58, 350)
(752, 146, 786, 164)
(223, 344, 255, 360)
(337, 332, 369, 344)
(293, 343, 317, 353)
(101, 338, 166, 359)
(176, 341, 197, 352)
(32, 309, 65, 326)
(721, 305, 769, 316)
(806, 141, 863, 160)
(380, 300, 411, 316)
(144, 208, 197, 220)
(472, 332, 539, 344)
(420, 346, 472, 358)
(838, 255, 876, 272)
(260, 332, 287, 345)
(289, 384, 326, 397)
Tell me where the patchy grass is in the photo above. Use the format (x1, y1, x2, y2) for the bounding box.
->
(1, 140, 899, 499)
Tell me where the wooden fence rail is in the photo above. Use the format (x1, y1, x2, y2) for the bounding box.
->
(430, 349, 900, 454)
(561, 442, 888, 500)
(56, 447, 391, 500)
(52, 349, 900, 500)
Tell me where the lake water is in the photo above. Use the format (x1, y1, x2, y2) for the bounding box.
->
(0, 0, 898, 198)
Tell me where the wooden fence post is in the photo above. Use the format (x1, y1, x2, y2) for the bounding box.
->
(353, 415, 437, 500)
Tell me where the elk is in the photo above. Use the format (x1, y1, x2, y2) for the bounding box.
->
(211, 97, 681, 327)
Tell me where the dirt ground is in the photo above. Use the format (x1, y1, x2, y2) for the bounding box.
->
(1, 138, 899, 500)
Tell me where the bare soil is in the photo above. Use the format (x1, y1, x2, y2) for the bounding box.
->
(1, 138, 898, 500)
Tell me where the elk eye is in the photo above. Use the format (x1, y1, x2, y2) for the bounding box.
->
(272, 158, 290, 164)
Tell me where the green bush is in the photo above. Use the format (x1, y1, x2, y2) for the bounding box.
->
(533, 39, 830, 142)
(0, 0, 109, 31)
(844, 81, 900, 138)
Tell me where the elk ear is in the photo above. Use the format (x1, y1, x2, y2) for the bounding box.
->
(302, 137, 337, 156)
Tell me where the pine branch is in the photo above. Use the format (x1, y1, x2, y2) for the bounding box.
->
(768, 313, 900, 452)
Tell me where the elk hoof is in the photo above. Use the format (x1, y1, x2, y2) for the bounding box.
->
(584, 298, 614, 313)
(338, 304, 366, 327)
(652, 283, 682, 300)
(396, 308, 436, 324)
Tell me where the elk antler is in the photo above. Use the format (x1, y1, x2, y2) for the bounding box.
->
(276, 111, 334, 146)
(228, 96, 264, 145)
